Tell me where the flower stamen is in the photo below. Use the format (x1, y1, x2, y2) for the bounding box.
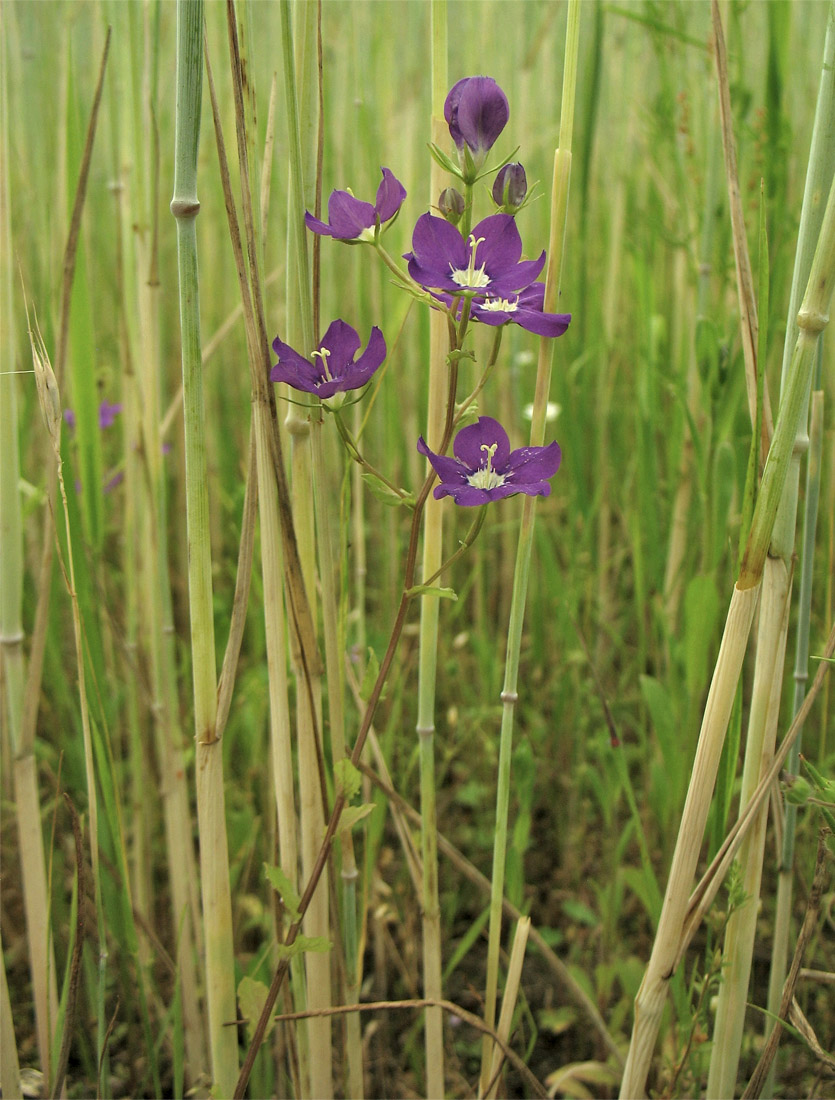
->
(450, 234, 491, 290)
(312, 347, 333, 383)
(467, 440, 506, 490)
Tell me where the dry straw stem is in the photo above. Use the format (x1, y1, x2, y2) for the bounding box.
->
(678, 614, 835, 961)
(741, 829, 831, 1100)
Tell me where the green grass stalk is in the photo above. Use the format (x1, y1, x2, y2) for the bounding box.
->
(1, 13, 60, 1085)
(171, 3, 238, 1093)
(416, 4, 447, 1096)
(279, 2, 333, 1092)
(108, 2, 207, 1074)
(479, 4, 579, 1090)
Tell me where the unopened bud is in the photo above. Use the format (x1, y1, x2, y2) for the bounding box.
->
(492, 162, 527, 211)
(438, 187, 465, 225)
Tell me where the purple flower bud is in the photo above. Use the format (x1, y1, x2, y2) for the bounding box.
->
(444, 77, 509, 178)
(492, 163, 527, 211)
(438, 187, 465, 225)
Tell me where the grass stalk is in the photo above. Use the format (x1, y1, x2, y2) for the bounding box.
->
(708, 7, 835, 1091)
(1, 12, 60, 1086)
(278, 2, 333, 1092)
(171, 3, 238, 1093)
(622, 93, 835, 1100)
(415, 4, 448, 1096)
(479, 4, 578, 1089)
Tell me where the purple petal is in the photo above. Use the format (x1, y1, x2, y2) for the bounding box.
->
(505, 441, 562, 483)
(325, 190, 376, 238)
(305, 211, 336, 237)
(271, 336, 322, 391)
(346, 326, 386, 386)
(488, 253, 547, 296)
(374, 168, 407, 222)
(472, 214, 522, 272)
(452, 417, 511, 470)
(319, 319, 362, 369)
(511, 307, 571, 337)
(418, 436, 467, 484)
(434, 483, 493, 505)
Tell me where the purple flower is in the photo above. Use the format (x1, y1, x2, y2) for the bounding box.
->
(271, 320, 386, 408)
(98, 401, 122, 429)
(444, 77, 509, 173)
(492, 163, 527, 211)
(63, 408, 76, 433)
(305, 168, 406, 241)
(417, 416, 561, 506)
(455, 283, 571, 338)
(404, 213, 544, 298)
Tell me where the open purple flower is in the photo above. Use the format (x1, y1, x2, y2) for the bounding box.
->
(466, 283, 570, 337)
(271, 320, 385, 408)
(98, 400, 122, 429)
(417, 416, 561, 506)
(444, 77, 509, 173)
(404, 213, 544, 298)
(305, 168, 406, 241)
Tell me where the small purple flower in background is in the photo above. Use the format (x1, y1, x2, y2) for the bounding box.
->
(404, 213, 544, 298)
(465, 283, 571, 338)
(305, 168, 406, 242)
(63, 408, 76, 433)
(98, 400, 122, 429)
(444, 77, 509, 176)
(492, 162, 527, 211)
(417, 416, 561, 506)
(271, 320, 386, 409)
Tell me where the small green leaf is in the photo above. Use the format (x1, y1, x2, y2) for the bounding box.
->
(338, 803, 375, 834)
(361, 472, 413, 508)
(405, 584, 457, 601)
(275, 935, 332, 961)
(334, 758, 362, 801)
(428, 142, 462, 177)
(238, 976, 275, 1042)
(263, 863, 300, 919)
(359, 647, 385, 703)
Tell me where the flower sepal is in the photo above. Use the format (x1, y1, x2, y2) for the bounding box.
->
(428, 141, 464, 180)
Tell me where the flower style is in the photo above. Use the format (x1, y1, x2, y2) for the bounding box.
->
(271, 320, 386, 408)
(404, 213, 544, 298)
(417, 416, 561, 506)
(305, 168, 406, 241)
(444, 77, 509, 174)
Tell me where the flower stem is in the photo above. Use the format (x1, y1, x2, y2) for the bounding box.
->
(479, 3, 579, 1090)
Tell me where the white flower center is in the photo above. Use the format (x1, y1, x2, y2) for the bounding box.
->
(312, 347, 334, 383)
(467, 441, 506, 490)
(478, 295, 518, 313)
(450, 234, 491, 290)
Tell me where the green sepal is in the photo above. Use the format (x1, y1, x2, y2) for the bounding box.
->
(428, 142, 463, 178)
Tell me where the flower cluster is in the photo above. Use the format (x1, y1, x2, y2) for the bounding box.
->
(272, 75, 571, 506)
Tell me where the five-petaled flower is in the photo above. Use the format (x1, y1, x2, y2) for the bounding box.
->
(444, 283, 571, 338)
(404, 213, 544, 298)
(271, 320, 386, 409)
(417, 416, 561, 506)
(444, 77, 509, 177)
(305, 168, 406, 241)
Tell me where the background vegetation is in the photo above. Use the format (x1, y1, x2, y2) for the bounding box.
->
(2, 1, 833, 1097)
